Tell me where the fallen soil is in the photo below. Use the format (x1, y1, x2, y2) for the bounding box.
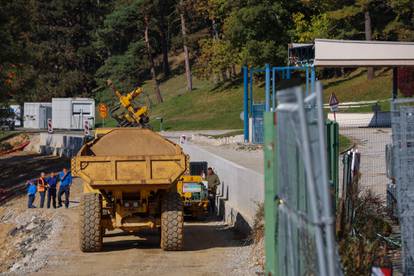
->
(0, 151, 260, 275)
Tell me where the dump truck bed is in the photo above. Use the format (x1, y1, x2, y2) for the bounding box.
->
(72, 128, 187, 189)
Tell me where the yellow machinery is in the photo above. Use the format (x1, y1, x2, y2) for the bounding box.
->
(72, 84, 187, 252)
(177, 175, 209, 218)
(107, 80, 150, 127)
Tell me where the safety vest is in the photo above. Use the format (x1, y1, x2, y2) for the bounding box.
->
(37, 178, 46, 192)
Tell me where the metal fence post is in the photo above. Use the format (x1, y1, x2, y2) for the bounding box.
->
(265, 64, 271, 112)
(243, 66, 249, 142)
(272, 68, 276, 110)
(264, 112, 278, 276)
(250, 67, 254, 114)
(326, 120, 339, 204)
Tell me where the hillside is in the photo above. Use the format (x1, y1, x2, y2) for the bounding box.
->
(96, 67, 394, 131)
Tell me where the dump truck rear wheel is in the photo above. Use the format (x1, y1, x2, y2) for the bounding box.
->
(161, 192, 184, 251)
(80, 193, 103, 252)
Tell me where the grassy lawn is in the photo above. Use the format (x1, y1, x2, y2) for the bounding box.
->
(322, 68, 393, 103)
(95, 66, 398, 131)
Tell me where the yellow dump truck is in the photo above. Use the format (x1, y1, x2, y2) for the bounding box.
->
(71, 128, 187, 252)
(177, 175, 209, 218)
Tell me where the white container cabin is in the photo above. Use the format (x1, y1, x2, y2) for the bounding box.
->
(52, 98, 95, 130)
(23, 102, 52, 129)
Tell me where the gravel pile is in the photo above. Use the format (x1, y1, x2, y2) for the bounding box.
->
(191, 134, 244, 146)
(0, 208, 64, 274)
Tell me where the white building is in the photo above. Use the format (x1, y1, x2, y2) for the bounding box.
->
(52, 98, 95, 130)
(23, 102, 52, 129)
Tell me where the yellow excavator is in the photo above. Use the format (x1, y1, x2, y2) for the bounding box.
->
(107, 80, 150, 128)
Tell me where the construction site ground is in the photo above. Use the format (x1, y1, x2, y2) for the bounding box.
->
(0, 150, 259, 276)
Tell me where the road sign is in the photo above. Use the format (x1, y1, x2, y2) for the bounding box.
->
(47, 118, 53, 134)
(98, 103, 108, 119)
(329, 93, 339, 113)
(84, 120, 90, 136)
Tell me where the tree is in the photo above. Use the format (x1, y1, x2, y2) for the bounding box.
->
(21, 0, 109, 100)
(144, 13, 163, 103)
(328, 0, 396, 79)
(292, 12, 331, 43)
(155, 0, 171, 76)
(178, 0, 192, 91)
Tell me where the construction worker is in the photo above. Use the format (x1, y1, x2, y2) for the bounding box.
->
(26, 180, 37, 208)
(206, 167, 220, 215)
(37, 172, 47, 208)
(46, 172, 58, 209)
(58, 167, 72, 208)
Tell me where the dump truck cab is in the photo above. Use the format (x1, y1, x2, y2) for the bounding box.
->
(177, 175, 209, 218)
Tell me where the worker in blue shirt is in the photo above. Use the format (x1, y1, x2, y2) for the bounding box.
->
(46, 172, 59, 209)
(58, 167, 72, 208)
(27, 180, 37, 208)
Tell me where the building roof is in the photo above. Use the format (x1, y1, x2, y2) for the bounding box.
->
(314, 39, 414, 67)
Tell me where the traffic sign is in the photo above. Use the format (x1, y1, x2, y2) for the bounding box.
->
(329, 93, 339, 113)
(98, 103, 108, 119)
(84, 120, 90, 136)
(47, 119, 53, 134)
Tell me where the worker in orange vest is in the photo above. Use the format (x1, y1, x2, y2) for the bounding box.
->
(37, 172, 47, 208)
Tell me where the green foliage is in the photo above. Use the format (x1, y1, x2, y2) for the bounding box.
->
(292, 12, 331, 43)
(223, 1, 292, 66)
(195, 39, 239, 79)
(1, 0, 414, 106)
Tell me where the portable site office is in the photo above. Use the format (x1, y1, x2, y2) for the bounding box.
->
(52, 98, 95, 130)
(23, 102, 52, 129)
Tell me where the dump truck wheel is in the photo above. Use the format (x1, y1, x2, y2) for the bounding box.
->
(161, 192, 184, 251)
(79, 193, 103, 252)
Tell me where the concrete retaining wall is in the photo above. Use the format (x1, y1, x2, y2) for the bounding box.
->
(327, 112, 391, 127)
(182, 143, 264, 233)
(36, 133, 84, 158)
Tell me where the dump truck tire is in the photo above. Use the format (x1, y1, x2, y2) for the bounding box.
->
(161, 192, 184, 251)
(79, 193, 103, 252)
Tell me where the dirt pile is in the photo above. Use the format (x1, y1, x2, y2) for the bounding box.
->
(89, 128, 178, 156)
(0, 133, 30, 154)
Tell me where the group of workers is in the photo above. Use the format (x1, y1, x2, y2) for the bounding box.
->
(26, 167, 72, 209)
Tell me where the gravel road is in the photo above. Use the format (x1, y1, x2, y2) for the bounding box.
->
(340, 127, 391, 198)
(0, 151, 258, 276)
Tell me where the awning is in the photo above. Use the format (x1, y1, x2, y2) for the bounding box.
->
(314, 39, 414, 67)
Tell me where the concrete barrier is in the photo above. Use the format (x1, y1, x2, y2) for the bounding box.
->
(182, 143, 264, 234)
(37, 133, 84, 158)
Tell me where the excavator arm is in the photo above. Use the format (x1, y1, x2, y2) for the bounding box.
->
(107, 80, 150, 128)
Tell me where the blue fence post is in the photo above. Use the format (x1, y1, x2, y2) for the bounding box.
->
(265, 64, 270, 112)
(311, 66, 316, 95)
(306, 66, 309, 96)
(250, 67, 254, 115)
(243, 66, 249, 142)
(272, 68, 276, 111)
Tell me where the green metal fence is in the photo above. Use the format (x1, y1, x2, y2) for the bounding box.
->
(326, 120, 339, 206)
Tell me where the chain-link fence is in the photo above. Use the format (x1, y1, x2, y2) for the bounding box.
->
(391, 98, 414, 275)
(265, 83, 341, 276)
(338, 120, 391, 200)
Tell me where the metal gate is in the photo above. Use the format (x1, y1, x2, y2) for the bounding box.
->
(264, 83, 341, 276)
(391, 98, 414, 274)
(252, 103, 264, 144)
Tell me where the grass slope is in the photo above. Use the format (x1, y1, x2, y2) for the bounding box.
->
(97, 67, 394, 130)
